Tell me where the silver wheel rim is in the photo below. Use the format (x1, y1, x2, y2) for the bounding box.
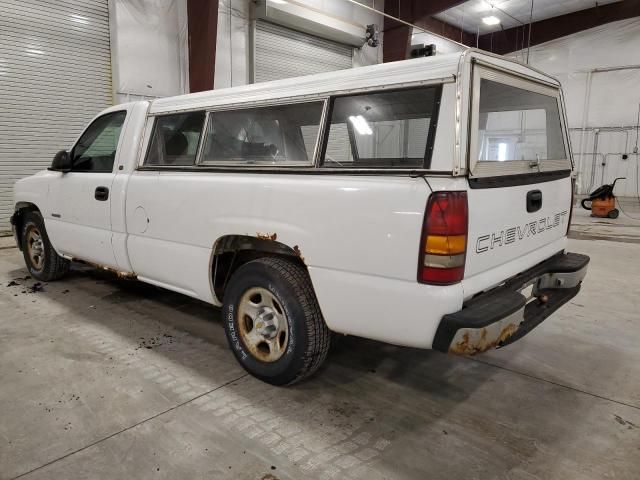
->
(237, 287, 289, 363)
(26, 228, 45, 271)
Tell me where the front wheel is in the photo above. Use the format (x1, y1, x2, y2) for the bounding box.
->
(222, 257, 330, 385)
(21, 211, 70, 281)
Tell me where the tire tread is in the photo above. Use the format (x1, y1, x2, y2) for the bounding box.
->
(249, 257, 330, 385)
(22, 211, 69, 281)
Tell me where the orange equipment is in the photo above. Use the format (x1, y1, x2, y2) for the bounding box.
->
(580, 177, 625, 219)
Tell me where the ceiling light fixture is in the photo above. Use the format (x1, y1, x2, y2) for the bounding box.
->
(349, 115, 373, 135)
(482, 15, 501, 26)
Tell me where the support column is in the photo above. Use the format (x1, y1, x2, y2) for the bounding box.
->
(187, 0, 219, 92)
(382, 0, 412, 63)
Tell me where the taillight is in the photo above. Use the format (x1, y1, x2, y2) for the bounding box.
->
(418, 191, 468, 285)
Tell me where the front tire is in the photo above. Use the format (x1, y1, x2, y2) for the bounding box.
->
(21, 211, 70, 281)
(222, 257, 330, 385)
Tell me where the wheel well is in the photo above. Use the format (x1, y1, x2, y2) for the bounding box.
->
(211, 235, 306, 301)
(12, 203, 40, 250)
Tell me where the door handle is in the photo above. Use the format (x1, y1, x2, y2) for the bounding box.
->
(526, 190, 542, 213)
(95, 186, 109, 201)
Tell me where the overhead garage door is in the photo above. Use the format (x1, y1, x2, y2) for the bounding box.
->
(254, 20, 353, 83)
(0, 0, 112, 234)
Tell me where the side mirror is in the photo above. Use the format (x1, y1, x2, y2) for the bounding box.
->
(50, 150, 72, 172)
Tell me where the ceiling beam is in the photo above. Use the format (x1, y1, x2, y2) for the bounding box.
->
(478, 0, 640, 54)
(410, 0, 471, 18)
(382, 0, 412, 62)
(383, 0, 474, 62)
(413, 16, 477, 46)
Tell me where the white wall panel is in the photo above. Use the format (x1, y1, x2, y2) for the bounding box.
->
(509, 18, 640, 196)
(0, 0, 112, 233)
(214, 0, 383, 89)
(109, 0, 188, 103)
(214, 0, 251, 88)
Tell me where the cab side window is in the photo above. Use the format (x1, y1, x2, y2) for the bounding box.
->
(145, 111, 206, 166)
(72, 111, 127, 172)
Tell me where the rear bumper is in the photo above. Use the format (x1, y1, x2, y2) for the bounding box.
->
(432, 252, 590, 355)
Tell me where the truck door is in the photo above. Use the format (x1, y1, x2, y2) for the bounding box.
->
(46, 110, 127, 267)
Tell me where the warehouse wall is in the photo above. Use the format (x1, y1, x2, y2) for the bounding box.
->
(510, 18, 640, 196)
(110, 0, 383, 97)
(109, 0, 189, 103)
(413, 19, 640, 197)
(0, 0, 113, 234)
(214, 0, 384, 89)
(410, 30, 465, 55)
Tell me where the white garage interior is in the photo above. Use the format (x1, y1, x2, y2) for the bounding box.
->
(0, 0, 112, 232)
(252, 20, 354, 82)
(1, 1, 639, 479)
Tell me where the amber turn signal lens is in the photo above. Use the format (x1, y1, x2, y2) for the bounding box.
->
(425, 235, 466, 255)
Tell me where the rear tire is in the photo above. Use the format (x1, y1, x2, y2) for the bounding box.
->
(21, 211, 70, 281)
(222, 257, 330, 385)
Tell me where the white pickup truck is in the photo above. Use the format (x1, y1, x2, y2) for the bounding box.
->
(12, 49, 589, 385)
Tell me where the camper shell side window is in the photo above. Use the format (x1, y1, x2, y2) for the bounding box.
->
(145, 111, 206, 166)
(320, 85, 443, 169)
(199, 101, 325, 166)
(139, 83, 451, 172)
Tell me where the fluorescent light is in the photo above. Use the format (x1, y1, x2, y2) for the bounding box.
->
(349, 115, 373, 135)
(482, 16, 501, 26)
(25, 48, 44, 56)
(270, 0, 288, 4)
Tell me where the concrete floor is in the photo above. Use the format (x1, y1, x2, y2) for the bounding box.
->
(1, 210, 639, 479)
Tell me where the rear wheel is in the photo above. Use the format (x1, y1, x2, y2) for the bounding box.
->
(21, 211, 69, 281)
(222, 257, 330, 385)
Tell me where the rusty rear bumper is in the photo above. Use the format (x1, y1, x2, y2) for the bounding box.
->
(432, 252, 590, 355)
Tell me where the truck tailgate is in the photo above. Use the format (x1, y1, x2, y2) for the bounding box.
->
(464, 175, 572, 291)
